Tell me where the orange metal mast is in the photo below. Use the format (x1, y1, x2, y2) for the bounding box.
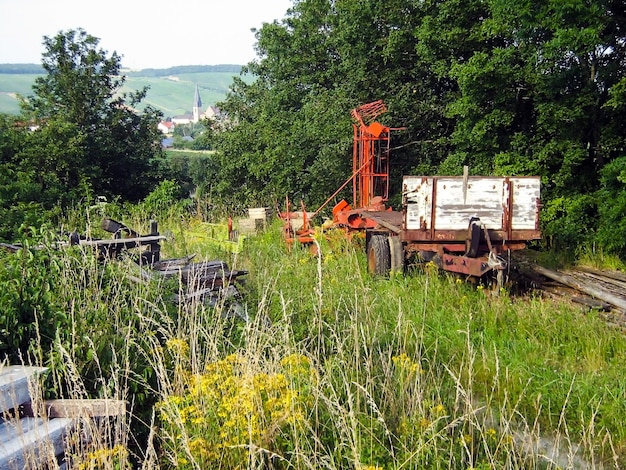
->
(351, 100, 391, 209)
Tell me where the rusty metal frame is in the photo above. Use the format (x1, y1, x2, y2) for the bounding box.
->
(351, 100, 391, 209)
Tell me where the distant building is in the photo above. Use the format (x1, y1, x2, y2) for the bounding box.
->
(204, 105, 221, 121)
(192, 83, 202, 123)
(157, 121, 175, 134)
(171, 113, 195, 125)
(168, 84, 224, 126)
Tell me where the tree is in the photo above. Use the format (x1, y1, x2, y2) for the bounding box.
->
(213, 0, 626, 255)
(441, 0, 626, 250)
(214, 0, 434, 209)
(21, 29, 164, 202)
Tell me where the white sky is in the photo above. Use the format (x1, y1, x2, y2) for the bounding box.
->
(0, 0, 293, 69)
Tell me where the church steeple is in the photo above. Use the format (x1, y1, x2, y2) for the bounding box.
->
(192, 83, 202, 122)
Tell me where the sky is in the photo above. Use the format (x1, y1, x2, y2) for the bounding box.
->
(0, 0, 293, 69)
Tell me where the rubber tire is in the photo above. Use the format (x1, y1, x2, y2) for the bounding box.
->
(368, 234, 391, 276)
(466, 220, 482, 258)
(389, 235, 404, 274)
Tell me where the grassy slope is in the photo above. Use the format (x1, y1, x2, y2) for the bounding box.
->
(5, 210, 625, 468)
(149, 217, 626, 468)
(0, 74, 40, 114)
(0, 70, 243, 118)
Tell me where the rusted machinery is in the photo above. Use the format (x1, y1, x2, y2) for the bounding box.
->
(282, 100, 542, 286)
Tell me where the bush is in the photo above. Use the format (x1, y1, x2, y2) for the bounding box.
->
(595, 156, 626, 256)
(139, 180, 191, 219)
(541, 194, 598, 255)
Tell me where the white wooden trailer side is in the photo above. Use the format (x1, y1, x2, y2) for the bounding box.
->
(403, 176, 540, 231)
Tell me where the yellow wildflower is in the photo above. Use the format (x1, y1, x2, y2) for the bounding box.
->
(166, 338, 189, 357)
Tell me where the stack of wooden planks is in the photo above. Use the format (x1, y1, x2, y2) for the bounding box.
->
(0, 366, 126, 469)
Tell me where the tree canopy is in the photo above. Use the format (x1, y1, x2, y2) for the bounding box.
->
(213, 0, 626, 255)
(0, 29, 164, 240)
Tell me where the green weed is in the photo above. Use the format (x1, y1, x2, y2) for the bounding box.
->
(3, 211, 626, 468)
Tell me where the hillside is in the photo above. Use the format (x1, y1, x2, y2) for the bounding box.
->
(0, 64, 246, 117)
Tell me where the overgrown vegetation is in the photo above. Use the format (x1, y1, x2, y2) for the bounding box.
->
(1, 1, 626, 467)
(211, 0, 626, 258)
(2, 208, 625, 468)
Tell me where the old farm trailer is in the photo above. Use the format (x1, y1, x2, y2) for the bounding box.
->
(300, 100, 542, 286)
(357, 173, 542, 285)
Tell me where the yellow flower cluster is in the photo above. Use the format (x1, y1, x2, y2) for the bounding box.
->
(158, 353, 315, 468)
(76, 444, 129, 470)
(392, 353, 423, 376)
(166, 337, 190, 358)
(430, 403, 446, 416)
(280, 353, 316, 377)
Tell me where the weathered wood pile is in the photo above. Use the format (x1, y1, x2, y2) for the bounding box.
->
(513, 252, 626, 324)
(2, 217, 249, 316)
(131, 255, 248, 315)
(0, 366, 125, 469)
(75, 219, 248, 316)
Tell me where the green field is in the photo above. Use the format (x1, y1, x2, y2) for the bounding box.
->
(0, 68, 245, 118)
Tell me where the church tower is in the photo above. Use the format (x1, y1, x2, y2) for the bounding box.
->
(192, 83, 202, 123)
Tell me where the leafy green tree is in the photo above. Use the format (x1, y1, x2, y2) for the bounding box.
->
(21, 29, 164, 202)
(213, 0, 349, 207)
(212, 0, 626, 255)
(441, 0, 626, 250)
(214, 0, 433, 209)
(0, 115, 65, 240)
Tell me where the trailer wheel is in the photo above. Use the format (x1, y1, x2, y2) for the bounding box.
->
(465, 218, 482, 258)
(367, 234, 390, 276)
(388, 235, 404, 274)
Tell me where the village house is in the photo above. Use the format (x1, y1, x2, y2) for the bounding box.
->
(159, 84, 226, 148)
(162, 84, 223, 129)
(157, 121, 175, 134)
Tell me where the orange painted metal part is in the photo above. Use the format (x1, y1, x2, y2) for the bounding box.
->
(328, 100, 401, 231)
(280, 100, 399, 246)
(351, 100, 391, 209)
(279, 197, 316, 251)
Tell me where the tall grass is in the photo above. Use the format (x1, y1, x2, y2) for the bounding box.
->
(3, 214, 625, 468)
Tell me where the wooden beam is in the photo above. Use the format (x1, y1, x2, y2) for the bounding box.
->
(35, 399, 127, 418)
(359, 211, 402, 233)
(76, 235, 166, 247)
(0, 366, 47, 414)
(531, 264, 626, 312)
(0, 417, 73, 469)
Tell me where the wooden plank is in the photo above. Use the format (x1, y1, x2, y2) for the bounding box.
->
(0, 417, 73, 469)
(574, 266, 626, 286)
(0, 366, 47, 414)
(0, 417, 42, 442)
(538, 284, 612, 311)
(76, 235, 166, 247)
(152, 255, 196, 270)
(403, 175, 541, 232)
(531, 264, 626, 312)
(510, 177, 541, 230)
(404, 176, 432, 231)
(359, 211, 403, 233)
(40, 399, 127, 418)
(433, 177, 505, 230)
(0, 243, 21, 252)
